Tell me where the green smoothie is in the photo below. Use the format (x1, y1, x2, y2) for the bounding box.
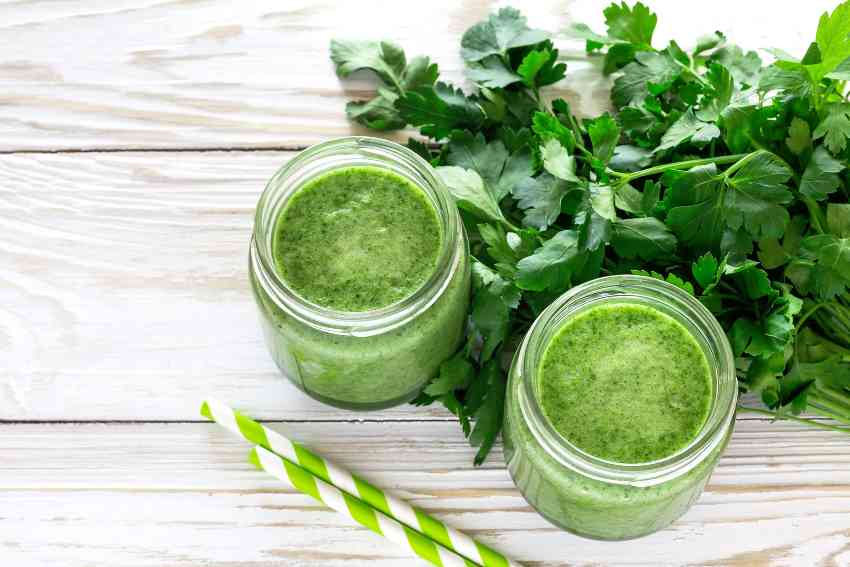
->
(251, 159, 470, 410)
(539, 304, 712, 463)
(273, 166, 442, 312)
(503, 291, 733, 540)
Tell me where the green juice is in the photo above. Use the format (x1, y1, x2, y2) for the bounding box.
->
(252, 163, 469, 409)
(503, 298, 730, 540)
(539, 303, 713, 463)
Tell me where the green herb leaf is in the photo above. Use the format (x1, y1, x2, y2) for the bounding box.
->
(516, 48, 567, 88)
(396, 82, 484, 139)
(786, 117, 812, 156)
(446, 131, 534, 201)
(758, 63, 813, 98)
(603, 1, 657, 46)
(467, 55, 523, 88)
(516, 230, 585, 291)
(800, 146, 845, 200)
(612, 50, 682, 108)
(710, 45, 762, 87)
(330, 39, 409, 86)
(436, 166, 505, 223)
(799, 234, 850, 299)
(469, 360, 507, 465)
(470, 271, 520, 361)
(460, 7, 549, 62)
(656, 109, 721, 152)
(513, 173, 570, 230)
(723, 151, 794, 240)
(813, 103, 850, 155)
(540, 138, 579, 182)
(532, 112, 575, 151)
(631, 270, 695, 294)
(827, 204, 850, 237)
(611, 217, 677, 260)
(587, 113, 621, 165)
(808, 1, 850, 82)
(424, 354, 475, 396)
(692, 252, 720, 290)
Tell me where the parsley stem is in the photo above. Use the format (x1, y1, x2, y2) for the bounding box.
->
(796, 303, 828, 332)
(801, 194, 826, 234)
(737, 406, 850, 433)
(612, 153, 750, 185)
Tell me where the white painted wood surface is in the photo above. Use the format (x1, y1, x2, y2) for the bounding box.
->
(2, 421, 850, 567)
(0, 0, 836, 151)
(2, 1, 850, 566)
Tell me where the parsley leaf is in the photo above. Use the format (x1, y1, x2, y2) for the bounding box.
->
(513, 173, 570, 230)
(540, 139, 579, 182)
(470, 262, 520, 361)
(436, 166, 505, 224)
(799, 234, 850, 299)
(446, 131, 534, 201)
(396, 82, 484, 139)
(813, 103, 850, 154)
(786, 117, 812, 156)
(575, 184, 616, 252)
(331, 40, 439, 130)
(603, 1, 657, 46)
(516, 230, 585, 291)
(460, 7, 549, 62)
(800, 146, 845, 200)
(827, 204, 850, 237)
(331, 40, 413, 87)
(467, 55, 523, 88)
(469, 360, 507, 465)
(532, 112, 575, 151)
(710, 45, 762, 87)
(424, 354, 474, 396)
(666, 151, 793, 251)
(656, 109, 721, 152)
(723, 151, 794, 240)
(587, 113, 621, 165)
(612, 217, 677, 260)
(517, 48, 567, 88)
(612, 49, 682, 108)
(809, 1, 850, 82)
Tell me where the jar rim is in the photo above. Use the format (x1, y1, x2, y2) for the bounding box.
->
(516, 275, 738, 486)
(251, 136, 461, 337)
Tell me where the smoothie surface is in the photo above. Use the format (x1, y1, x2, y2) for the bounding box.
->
(539, 303, 713, 463)
(273, 166, 442, 312)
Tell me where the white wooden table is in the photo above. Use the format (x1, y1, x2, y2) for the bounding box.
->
(2, 1, 849, 565)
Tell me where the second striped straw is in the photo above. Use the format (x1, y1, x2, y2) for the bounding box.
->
(201, 399, 520, 567)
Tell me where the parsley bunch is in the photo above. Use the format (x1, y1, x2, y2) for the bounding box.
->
(331, 3, 850, 464)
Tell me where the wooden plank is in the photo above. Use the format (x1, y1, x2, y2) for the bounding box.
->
(1, 420, 849, 566)
(0, 150, 460, 420)
(0, 0, 836, 151)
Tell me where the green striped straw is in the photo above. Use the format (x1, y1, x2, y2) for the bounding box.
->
(201, 399, 520, 567)
(251, 446, 478, 567)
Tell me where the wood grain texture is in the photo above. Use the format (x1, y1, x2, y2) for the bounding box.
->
(1, 420, 849, 567)
(0, 150, 469, 420)
(0, 0, 836, 151)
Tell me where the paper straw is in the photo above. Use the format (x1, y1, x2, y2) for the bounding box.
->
(201, 399, 520, 567)
(251, 446, 478, 567)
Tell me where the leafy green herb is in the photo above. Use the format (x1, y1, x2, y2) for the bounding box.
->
(333, 2, 850, 465)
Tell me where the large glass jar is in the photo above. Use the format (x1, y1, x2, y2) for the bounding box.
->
(503, 276, 737, 540)
(249, 137, 470, 410)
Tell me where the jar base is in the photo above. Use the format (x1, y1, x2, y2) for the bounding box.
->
(518, 493, 681, 541)
(276, 366, 426, 411)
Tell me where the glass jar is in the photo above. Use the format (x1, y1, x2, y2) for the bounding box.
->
(503, 275, 737, 540)
(249, 137, 470, 410)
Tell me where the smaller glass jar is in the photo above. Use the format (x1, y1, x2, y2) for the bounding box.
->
(503, 275, 737, 540)
(249, 137, 470, 410)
